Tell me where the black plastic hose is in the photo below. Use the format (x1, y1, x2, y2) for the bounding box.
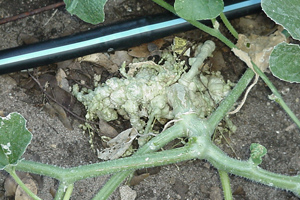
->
(0, 0, 261, 74)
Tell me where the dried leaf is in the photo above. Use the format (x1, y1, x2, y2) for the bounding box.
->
(232, 48, 253, 70)
(147, 43, 159, 52)
(43, 102, 73, 130)
(43, 103, 58, 117)
(110, 50, 133, 66)
(52, 86, 75, 109)
(42, 85, 75, 130)
(129, 173, 150, 186)
(38, 74, 57, 88)
(68, 69, 92, 85)
(99, 119, 119, 138)
(57, 60, 81, 70)
(128, 43, 149, 57)
(127, 61, 158, 77)
(50, 102, 73, 130)
(56, 68, 69, 92)
(78, 53, 118, 73)
(4, 172, 38, 199)
(15, 175, 38, 200)
(210, 50, 226, 71)
(152, 38, 165, 49)
(4, 175, 18, 197)
(235, 30, 287, 72)
(104, 64, 119, 73)
(97, 128, 138, 160)
(128, 39, 165, 58)
(172, 36, 188, 55)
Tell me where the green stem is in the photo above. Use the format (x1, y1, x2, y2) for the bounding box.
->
(6, 167, 42, 200)
(179, 40, 215, 85)
(154, 0, 236, 49)
(16, 124, 185, 199)
(208, 68, 255, 130)
(55, 182, 69, 200)
(92, 171, 133, 200)
(206, 142, 300, 196)
(11, 2, 300, 200)
(252, 62, 300, 128)
(23, 145, 196, 183)
(153, 0, 300, 129)
(187, 19, 235, 48)
(273, 94, 300, 128)
(220, 12, 239, 39)
(218, 170, 233, 200)
(63, 184, 74, 200)
(144, 111, 155, 135)
(192, 19, 300, 128)
(92, 123, 185, 199)
(16, 146, 196, 188)
(16, 160, 64, 180)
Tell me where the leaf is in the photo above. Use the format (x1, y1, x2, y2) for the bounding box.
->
(172, 37, 188, 55)
(235, 31, 287, 72)
(78, 53, 119, 73)
(174, 0, 223, 20)
(128, 39, 165, 58)
(64, 0, 108, 24)
(97, 128, 138, 160)
(269, 43, 300, 83)
(262, 0, 300, 40)
(0, 113, 32, 170)
(250, 143, 267, 166)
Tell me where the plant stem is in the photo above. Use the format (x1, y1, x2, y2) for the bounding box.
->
(16, 124, 185, 198)
(218, 170, 233, 200)
(190, 18, 300, 128)
(179, 40, 215, 85)
(55, 182, 69, 200)
(252, 62, 300, 128)
(205, 142, 300, 195)
(208, 68, 255, 130)
(11, 1, 300, 200)
(220, 12, 239, 39)
(16, 160, 64, 180)
(66, 145, 198, 182)
(6, 167, 42, 200)
(92, 171, 133, 200)
(93, 123, 185, 199)
(272, 94, 300, 128)
(188, 19, 235, 48)
(152, 0, 300, 129)
(17, 146, 197, 185)
(153, 0, 236, 49)
(63, 184, 74, 200)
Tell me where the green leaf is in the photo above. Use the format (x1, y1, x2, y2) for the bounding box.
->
(270, 43, 300, 83)
(262, 0, 300, 40)
(250, 143, 267, 166)
(64, 0, 108, 24)
(0, 113, 32, 170)
(174, 0, 223, 20)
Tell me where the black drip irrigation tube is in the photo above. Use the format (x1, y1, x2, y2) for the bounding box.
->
(0, 0, 261, 75)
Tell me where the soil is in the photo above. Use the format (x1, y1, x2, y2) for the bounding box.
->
(0, 1, 300, 200)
